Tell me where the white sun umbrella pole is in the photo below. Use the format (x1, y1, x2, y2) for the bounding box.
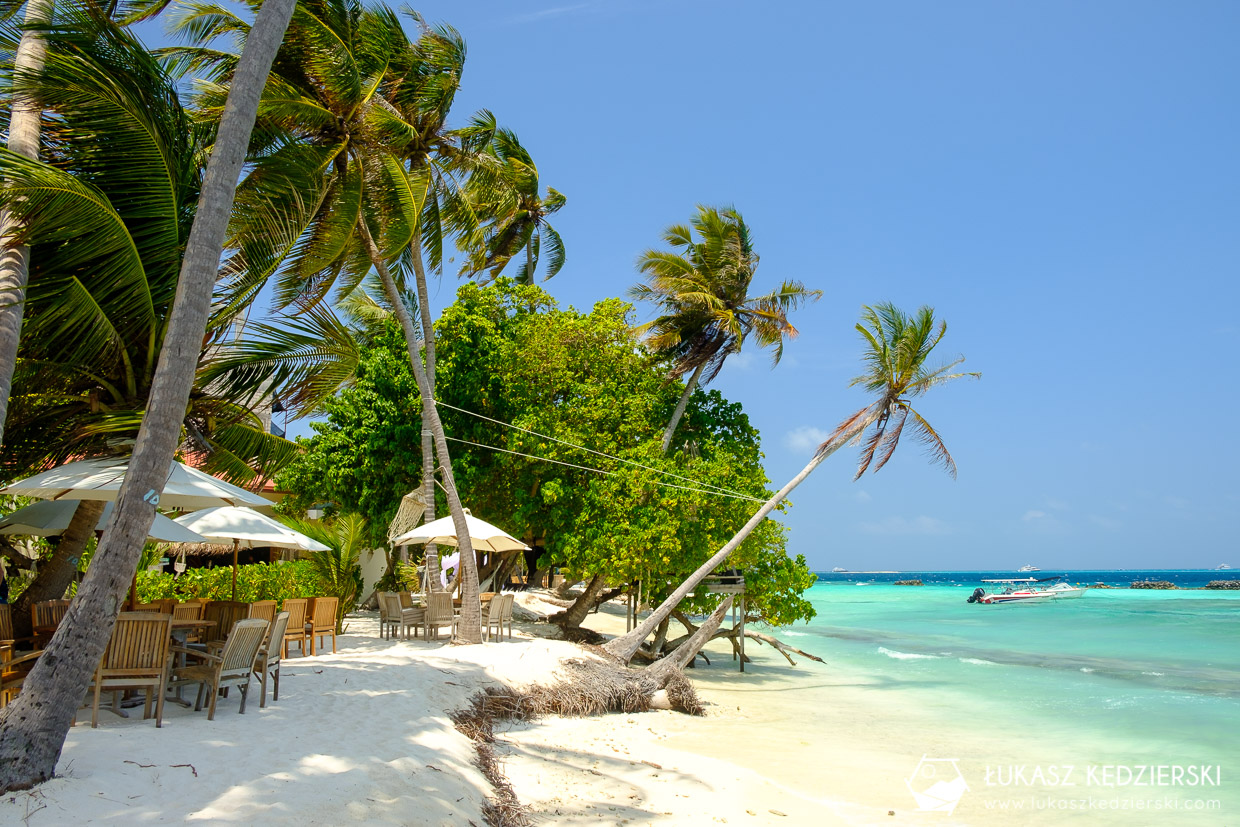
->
(173, 507, 329, 600)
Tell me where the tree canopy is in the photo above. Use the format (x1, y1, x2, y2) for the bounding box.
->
(278, 280, 816, 626)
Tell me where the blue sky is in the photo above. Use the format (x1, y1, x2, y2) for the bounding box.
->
(252, 1, 1238, 571)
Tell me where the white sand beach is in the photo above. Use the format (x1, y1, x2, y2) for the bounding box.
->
(0, 598, 955, 826)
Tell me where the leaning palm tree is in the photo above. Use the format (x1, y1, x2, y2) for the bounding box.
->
(630, 205, 821, 453)
(0, 0, 296, 793)
(169, 0, 488, 641)
(604, 302, 979, 663)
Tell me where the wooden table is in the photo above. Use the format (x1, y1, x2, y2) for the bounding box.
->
(167, 619, 217, 707)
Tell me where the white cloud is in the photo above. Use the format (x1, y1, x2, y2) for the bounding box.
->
(785, 426, 830, 454)
(855, 490, 872, 504)
(857, 516, 951, 536)
(1022, 510, 1047, 521)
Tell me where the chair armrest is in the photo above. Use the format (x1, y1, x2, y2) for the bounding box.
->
(1, 649, 44, 669)
(170, 645, 219, 665)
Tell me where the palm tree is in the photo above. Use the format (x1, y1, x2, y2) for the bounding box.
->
(0, 18, 297, 637)
(464, 121, 566, 284)
(0, 0, 52, 445)
(169, 0, 488, 641)
(604, 302, 979, 663)
(0, 0, 297, 792)
(630, 205, 821, 453)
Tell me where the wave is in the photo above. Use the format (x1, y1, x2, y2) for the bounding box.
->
(877, 646, 941, 661)
(960, 657, 998, 666)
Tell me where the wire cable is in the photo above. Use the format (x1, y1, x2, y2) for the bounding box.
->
(435, 399, 760, 501)
(441, 435, 767, 504)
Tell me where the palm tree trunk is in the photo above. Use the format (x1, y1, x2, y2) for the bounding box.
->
(603, 406, 881, 664)
(0, 0, 297, 793)
(0, 0, 51, 445)
(408, 228, 441, 591)
(660, 363, 705, 454)
(365, 222, 484, 643)
(7, 500, 105, 640)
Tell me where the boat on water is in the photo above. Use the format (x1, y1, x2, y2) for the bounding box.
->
(1217, 564, 1232, 570)
(832, 567, 848, 572)
(966, 577, 1086, 605)
(1017, 564, 1040, 572)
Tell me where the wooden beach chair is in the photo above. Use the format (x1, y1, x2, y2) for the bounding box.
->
(171, 618, 268, 720)
(280, 598, 309, 658)
(423, 592, 456, 641)
(83, 611, 174, 728)
(307, 596, 338, 656)
(248, 600, 278, 626)
(31, 599, 70, 646)
(254, 611, 291, 708)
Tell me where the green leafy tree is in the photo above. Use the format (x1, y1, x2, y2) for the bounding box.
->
(605, 302, 980, 663)
(631, 205, 821, 452)
(282, 513, 367, 633)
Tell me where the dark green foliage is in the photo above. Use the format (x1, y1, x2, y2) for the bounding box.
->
(278, 281, 817, 626)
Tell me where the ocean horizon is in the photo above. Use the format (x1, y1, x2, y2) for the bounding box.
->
(686, 570, 1240, 821)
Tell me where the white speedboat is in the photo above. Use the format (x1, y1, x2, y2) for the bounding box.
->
(1217, 564, 1232, 571)
(1017, 564, 1040, 572)
(966, 578, 1086, 605)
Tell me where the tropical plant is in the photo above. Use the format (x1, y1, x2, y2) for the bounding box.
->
(0, 0, 296, 793)
(0, 7, 299, 639)
(631, 205, 821, 452)
(604, 302, 979, 663)
(282, 513, 366, 633)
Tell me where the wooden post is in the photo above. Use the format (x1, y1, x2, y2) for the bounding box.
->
(230, 539, 239, 600)
(738, 593, 746, 673)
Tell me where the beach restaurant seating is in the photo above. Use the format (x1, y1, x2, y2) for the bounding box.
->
(423, 592, 457, 641)
(171, 618, 268, 720)
(482, 593, 507, 641)
(280, 598, 309, 658)
(171, 601, 204, 621)
(378, 592, 399, 640)
(82, 611, 174, 728)
(307, 596, 338, 656)
(381, 592, 424, 640)
(254, 611, 291, 708)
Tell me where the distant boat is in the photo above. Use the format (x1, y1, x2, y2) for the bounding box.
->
(832, 567, 848, 572)
(1017, 564, 1040, 572)
(1217, 564, 1232, 570)
(966, 577, 1086, 605)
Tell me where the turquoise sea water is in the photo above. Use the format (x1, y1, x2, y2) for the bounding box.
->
(748, 572, 1240, 822)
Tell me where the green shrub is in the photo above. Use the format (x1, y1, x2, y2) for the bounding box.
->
(136, 560, 321, 604)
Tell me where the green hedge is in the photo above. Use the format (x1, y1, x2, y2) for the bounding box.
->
(136, 561, 322, 603)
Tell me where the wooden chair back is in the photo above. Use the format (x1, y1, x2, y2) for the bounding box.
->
(153, 599, 176, 613)
(281, 598, 308, 629)
(219, 619, 268, 677)
(398, 592, 414, 609)
(309, 597, 337, 633)
(172, 601, 204, 621)
(0, 604, 14, 644)
(425, 592, 454, 623)
(264, 611, 291, 664)
(89, 611, 174, 727)
(203, 600, 249, 641)
(248, 600, 278, 626)
(31, 599, 70, 634)
(280, 598, 309, 657)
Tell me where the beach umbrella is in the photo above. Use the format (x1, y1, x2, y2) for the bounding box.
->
(0, 457, 272, 509)
(0, 500, 208, 543)
(391, 509, 530, 553)
(172, 507, 330, 599)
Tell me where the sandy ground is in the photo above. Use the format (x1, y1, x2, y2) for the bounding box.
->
(0, 594, 950, 826)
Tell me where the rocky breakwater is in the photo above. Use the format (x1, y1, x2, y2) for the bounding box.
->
(1204, 580, 1240, 590)
(1130, 581, 1178, 589)
(893, 579, 924, 586)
